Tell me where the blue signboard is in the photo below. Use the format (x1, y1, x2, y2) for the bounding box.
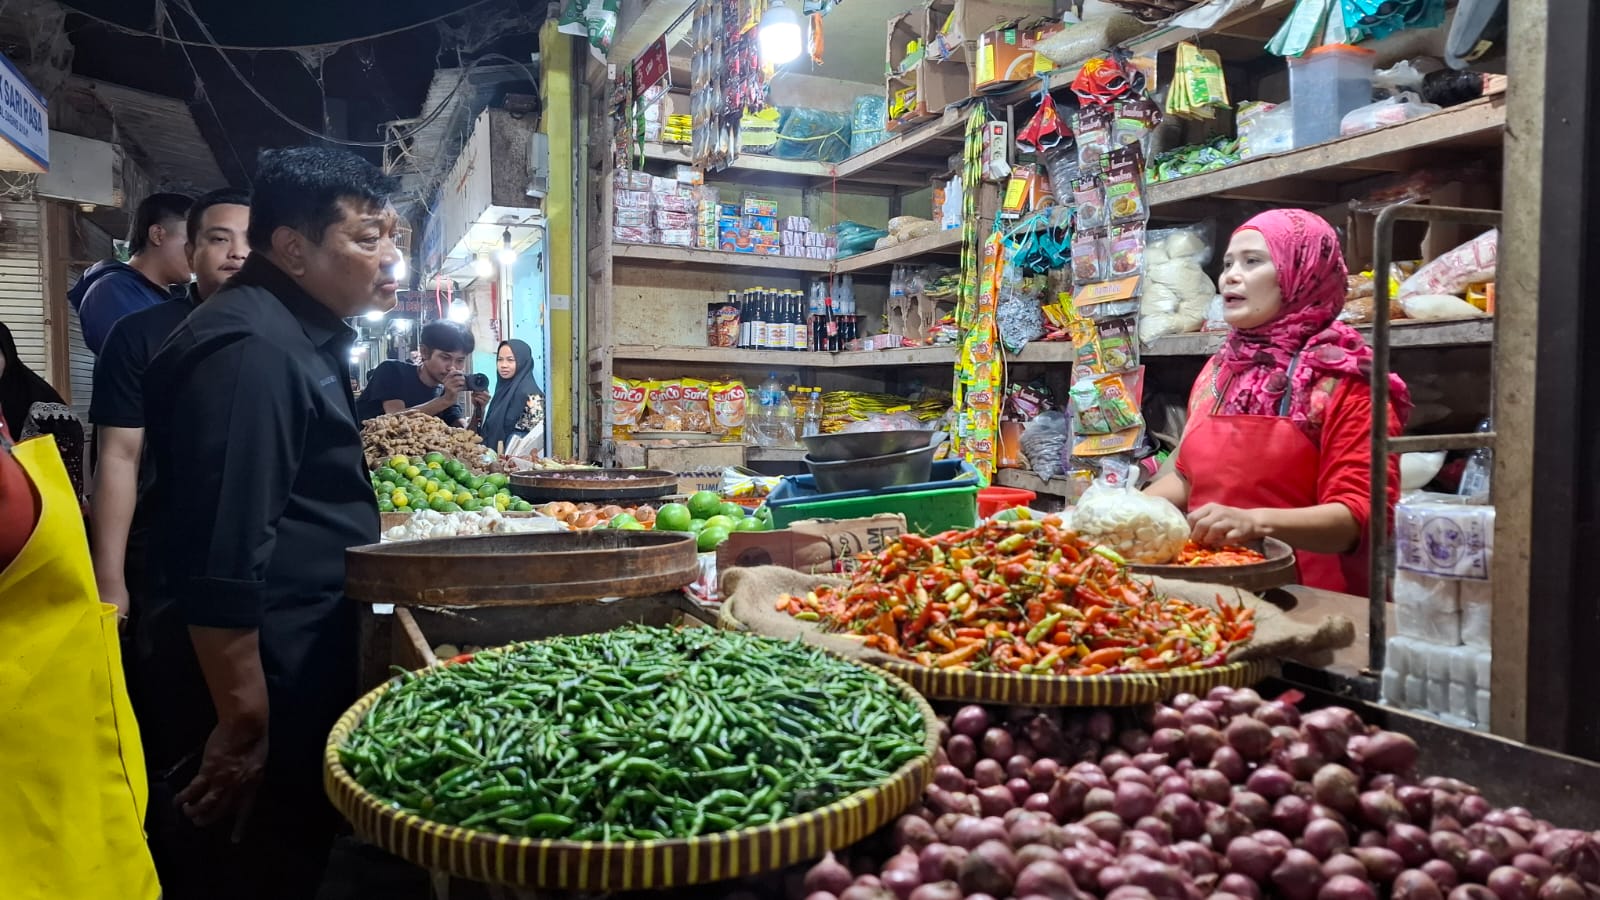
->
(0, 55, 46, 172)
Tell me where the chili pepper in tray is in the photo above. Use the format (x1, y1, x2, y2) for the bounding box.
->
(1175, 539, 1269, 566)
(338, 627, 926, 840)
(776, 517, 1253, 676)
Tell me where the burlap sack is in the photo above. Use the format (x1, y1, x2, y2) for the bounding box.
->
(719, 565, 1355, 667)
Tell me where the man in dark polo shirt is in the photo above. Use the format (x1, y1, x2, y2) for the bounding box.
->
(90, 187, 251, 624)
(142, 147, 399, 899)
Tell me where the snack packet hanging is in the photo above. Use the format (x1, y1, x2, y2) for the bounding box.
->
(1073, 172, 1108, 230)
(1072, 228, 1109, 284)
(1072, 105, 1114, 172)
(1016, 89, 1067, 154)
(1109, 222, 1147, 278)
(1097, 315, 1139, 371)
(1105, 146, 1147, 224)
(1114, 96, 1162, 158)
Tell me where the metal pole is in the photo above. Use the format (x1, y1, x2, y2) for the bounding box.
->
(1368, 205, 1397, 676)
(1367, 204, 1502, 679)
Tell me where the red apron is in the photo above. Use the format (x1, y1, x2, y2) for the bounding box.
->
(1178, 361, 1363, 595)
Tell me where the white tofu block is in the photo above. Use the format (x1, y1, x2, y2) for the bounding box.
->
(1448, 644, 1479, 691)
(1420, 642, 1452, 684)
(1386, 636, 1417, 679)
(1426, 676, 1449, 714)
(1459, 578, 1493, 649)
(1395, 569, 1462, 645)
(1382, 668, 1403, 705)
(1475, 689, 1492, 728)
(1448, 681, 1474, 720)
(1473, 648, 1493, 686)
(1404, 675, 1425, 709)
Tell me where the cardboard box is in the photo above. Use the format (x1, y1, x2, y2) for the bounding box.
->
(718, 514, 908, 575)
(744, 214, 777, 232)
(925, 0, 1052, 62)
(917, 58, 974, 115)
(613, 441, 745, 473)
(974, 24, 1062, 92)
(741, 194, 778, 217)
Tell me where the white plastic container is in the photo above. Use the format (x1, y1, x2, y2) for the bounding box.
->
(1288, 44, 1376, 148)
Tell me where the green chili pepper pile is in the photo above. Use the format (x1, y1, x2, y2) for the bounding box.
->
(339, 626, 928, 840)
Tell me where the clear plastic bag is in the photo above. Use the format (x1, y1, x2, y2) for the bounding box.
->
(1070, 465, 1189, 564)
(1400, 229, 1498, 298)
(849, 94, 887, 156)
(1019, 410, 1070, 479)
(1341, 93, 1441, 136)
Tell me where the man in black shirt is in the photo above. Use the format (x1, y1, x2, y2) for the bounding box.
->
(90, 188, 251, 624)
(354, 319, 486, 425)
(143, 147, 399, 899)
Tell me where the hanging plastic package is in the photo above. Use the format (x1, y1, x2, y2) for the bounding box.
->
(849, 94, 888, 155)
(1072, 55, 1137, 107)
(773, 107, 852, 162)
(1015, 90, 1067, 154)
(558, 0, 620, 58)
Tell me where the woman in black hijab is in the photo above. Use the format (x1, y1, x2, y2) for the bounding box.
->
(479, 339, 545, 454)
(0, 321, 65, 438)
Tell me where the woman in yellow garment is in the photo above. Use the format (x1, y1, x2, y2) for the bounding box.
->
(0, 422, 160, 899)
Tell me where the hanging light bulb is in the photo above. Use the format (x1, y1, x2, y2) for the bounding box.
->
(759, 0, 803, 65)
(473, 252, 493, 278)
(497, 228, 517, 266)
(448, 298, 472, 323)
(365, 309, 385, 322)
(391, 318, 412, 332)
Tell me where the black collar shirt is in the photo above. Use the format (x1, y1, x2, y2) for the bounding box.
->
(144, 255, 379, 639)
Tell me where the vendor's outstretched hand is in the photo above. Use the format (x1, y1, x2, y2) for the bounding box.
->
(1187, 503, 1266, 547)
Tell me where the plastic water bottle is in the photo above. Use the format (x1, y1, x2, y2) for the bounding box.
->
(1458, 417, 1493, 500)
(751, 372, 785, 448)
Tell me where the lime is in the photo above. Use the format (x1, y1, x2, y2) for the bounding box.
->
(427, 461, 442, 471)
(655, 503, 693, 532)
(718, 501, 746, 521)
(440, 501, 462, 513)
(390, 491, 409, 508)
(697, 526, 730, 552)
(462, 498, 483, 511)
(510, 500, 533, 512)
(377, 466, 400, 483)
(734, 516, 764, 532)
(429, 494, 452, 512)
(377, 498, 394, 512)
(389, 455, 409, 469)
(425, 479, 440, 494)
(477, 484, 498, 499)
(424, 452, 446, 465)
(689, 519, 707, 534)
(609, 513, 639, 529)
(487, 473, 510, 488)
(702, 515, 737, 533)
(616, 520, 646, 531)
(404, 465, 422, 478)
(687, 490, 723, 520)
(455, 491, 473, 505)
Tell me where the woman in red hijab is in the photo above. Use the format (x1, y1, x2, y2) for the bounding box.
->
(1145, 209, 1410, 596)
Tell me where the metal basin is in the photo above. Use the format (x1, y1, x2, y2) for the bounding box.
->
(802, 429, 936, 462)
(804, 442, 939, 494)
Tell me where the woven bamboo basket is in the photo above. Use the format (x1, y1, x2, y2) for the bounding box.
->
(323, 651, 940, 891)
(876, 657, 1281, 707)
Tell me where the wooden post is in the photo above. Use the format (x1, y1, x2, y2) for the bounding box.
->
(39, 200, 72, 399)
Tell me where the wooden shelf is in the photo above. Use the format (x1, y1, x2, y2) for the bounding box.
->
(833, 228, 964, 273)
(611, 242, 832, 273)
(996, 468, 1079, 499)
(833, 346, 958, 367)
(613, 344, 957, 368)
(745, 446, 809, 462)
(1009, 317, 1493, 363)
(1148, 95, 1506, 209)
(639, 142, 832, 178)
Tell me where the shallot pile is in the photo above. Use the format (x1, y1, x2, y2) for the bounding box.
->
(802, 688, 1600, 900)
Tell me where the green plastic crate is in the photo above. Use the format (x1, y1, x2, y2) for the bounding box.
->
(767, 460, 981, 534)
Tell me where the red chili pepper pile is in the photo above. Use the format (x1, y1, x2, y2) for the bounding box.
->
(775, 517, 1254, 676)
(1175, 540, 1268, 567)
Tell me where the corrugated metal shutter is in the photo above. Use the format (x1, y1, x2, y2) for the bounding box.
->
(0, 199, 45, 374)
(65, 216, 114, 421)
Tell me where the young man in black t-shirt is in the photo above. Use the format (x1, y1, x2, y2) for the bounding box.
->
(355, 320, 487, 426)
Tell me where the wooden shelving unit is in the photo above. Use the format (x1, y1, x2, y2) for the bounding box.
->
(610, 242, 833, 274)
(1010, 317, 1494, 363)
(613, 344, 958, 368)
